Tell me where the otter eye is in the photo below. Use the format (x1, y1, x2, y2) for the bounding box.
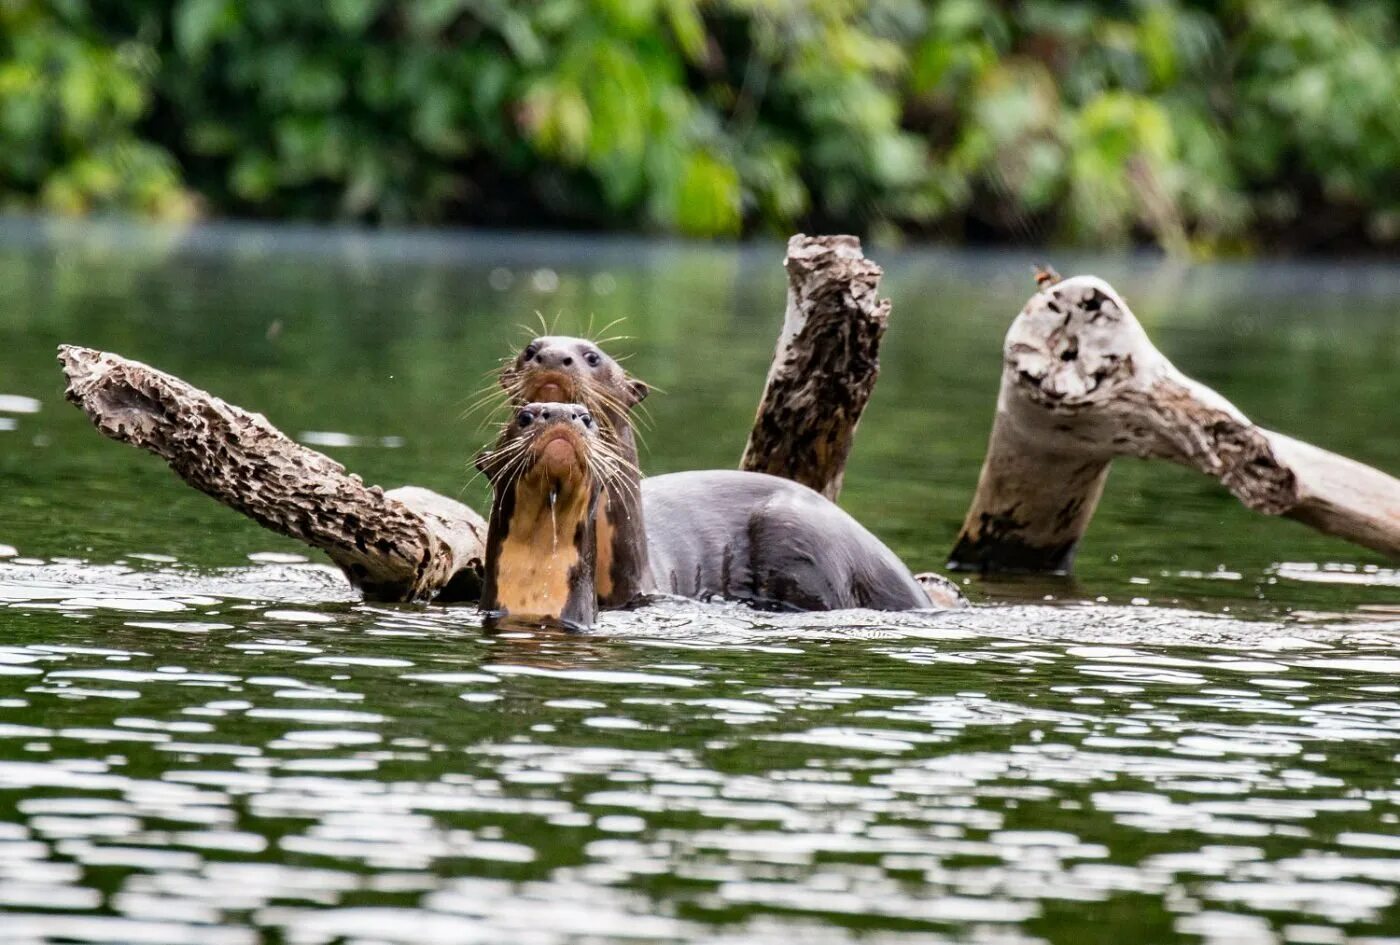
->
(584, 350, 601, 367)
(523, 343, 539, 360)
(517, 410, 533, 428)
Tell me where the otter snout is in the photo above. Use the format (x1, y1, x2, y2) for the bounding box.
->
(528, 344, 577, 370)
(510, 337, 611, 402)
(504, 336, 648, 413)
(516, 402, 594, 435)
(516, 403, 595, 478)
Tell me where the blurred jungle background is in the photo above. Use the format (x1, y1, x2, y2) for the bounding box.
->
(4, 0, 1398, 255)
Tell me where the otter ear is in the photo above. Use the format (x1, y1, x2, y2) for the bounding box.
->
(625, 376, 649, 405)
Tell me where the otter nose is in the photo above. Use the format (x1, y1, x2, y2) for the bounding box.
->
(533, 347, 574, 368)
(520, 402, 589, 429)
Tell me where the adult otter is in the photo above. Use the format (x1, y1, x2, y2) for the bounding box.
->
(479, 403, 929, 627)
(476, 402, 613, 631)
(500, 336, 953, 612)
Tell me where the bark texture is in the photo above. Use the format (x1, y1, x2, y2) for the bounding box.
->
(950, 276, 1400, 571)
(58, 346, 486, 601)
(741, 234, 890, 500)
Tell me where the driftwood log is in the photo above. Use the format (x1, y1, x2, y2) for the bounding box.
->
(741, 234, 890, 500)
(949, 275, 1400, 572)
(58, 346, 486, 602)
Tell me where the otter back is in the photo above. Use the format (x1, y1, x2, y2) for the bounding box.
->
(640, 470, 931, 611)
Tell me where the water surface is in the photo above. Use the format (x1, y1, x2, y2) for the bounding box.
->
(0, 220, 1397, 943)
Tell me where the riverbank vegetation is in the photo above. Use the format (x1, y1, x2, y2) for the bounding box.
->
(3, 0, 1398, 253)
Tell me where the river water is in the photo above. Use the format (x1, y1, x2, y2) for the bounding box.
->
(0, 220, 1397, 943)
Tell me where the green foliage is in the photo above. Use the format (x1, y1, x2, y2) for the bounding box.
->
(1, 0, 1397, 250)
(0, 1, 192, 217)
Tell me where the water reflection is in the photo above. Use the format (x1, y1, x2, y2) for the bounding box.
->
(0, 558, 1397, 943)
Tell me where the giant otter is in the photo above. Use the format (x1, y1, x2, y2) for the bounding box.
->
(476, 402, 610, 631)
(497, 335, 961, 612)
(479, 403, 932, 628)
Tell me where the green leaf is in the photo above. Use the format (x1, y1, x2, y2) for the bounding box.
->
(674, 151, 740, 237)
(174, 0, 238, 58)
(327, 0, 380, 33)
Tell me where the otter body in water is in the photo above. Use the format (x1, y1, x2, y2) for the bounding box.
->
(498, 335, 960, 613)
(641, 470, 930, 610)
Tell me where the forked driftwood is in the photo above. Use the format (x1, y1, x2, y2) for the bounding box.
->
(742, 234, 890, 500)
(58, 346, 486, 602)
(949, 275, 1400, 572)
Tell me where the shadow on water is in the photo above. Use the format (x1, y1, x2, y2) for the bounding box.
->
(0, 220, 1398, 943)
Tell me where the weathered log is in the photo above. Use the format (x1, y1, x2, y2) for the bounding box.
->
(949, 275, 1400, 572)
(58, 346, 486, 601)
(741, 234, 890, 500)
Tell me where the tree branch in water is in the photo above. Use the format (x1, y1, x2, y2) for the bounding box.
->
(742, 234, 890, 500)
(58, 345, 485, 602)
(950, 275, 1400, 571)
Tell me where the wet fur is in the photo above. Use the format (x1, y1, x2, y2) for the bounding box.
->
(483, 475, 598, 630)
(640, 470, 931, 611)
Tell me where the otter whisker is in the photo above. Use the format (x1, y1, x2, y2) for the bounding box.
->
(482, 433, 532, 461)
(591, 464, 641, 509)
(589, 315, 629, 340)
(459, 388, 513, 422)
(596, 460, 643, 494)
(461, 390, 511, 415)
(586, 445, 643, 495)
(461, 373, 526, 413)
(462, 389, 518, 416)
(578, 378, 634, 414)
(474, 436, 533, 478)
(584, 385, 653, 440)
(477, 434, 529, 460)
(630, 399, 657, 433)
(460, 400, 517, 432)
(467, 379, 526, 408)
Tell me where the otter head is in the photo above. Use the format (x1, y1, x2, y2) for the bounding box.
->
(498, 336, 651, 609)
(502, 336, 648, 430)
(477, 403, 608, 632)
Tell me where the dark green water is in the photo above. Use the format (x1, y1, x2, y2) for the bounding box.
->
(0, 219, 1397, 944)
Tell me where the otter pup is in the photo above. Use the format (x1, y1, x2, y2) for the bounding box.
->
(477, 402, 617, 631)
(498, 337, 948, 612)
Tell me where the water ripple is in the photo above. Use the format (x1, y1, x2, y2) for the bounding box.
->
(0, 559, 1397, 943)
